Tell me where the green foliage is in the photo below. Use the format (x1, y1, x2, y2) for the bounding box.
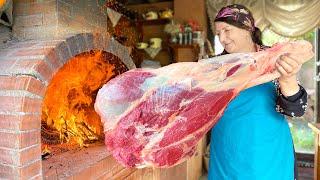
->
(262, 28, 316, 153)
(289, 119, 315, 153)
(261, 28, 315, 46)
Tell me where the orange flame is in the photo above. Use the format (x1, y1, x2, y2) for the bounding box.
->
(0, 0, 6, 9)
(41, 50, 127, 147)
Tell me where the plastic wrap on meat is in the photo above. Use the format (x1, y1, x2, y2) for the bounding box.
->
(95, 40, 314, 168)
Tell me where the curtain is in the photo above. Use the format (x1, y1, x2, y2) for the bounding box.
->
(206, 0, 320, 37)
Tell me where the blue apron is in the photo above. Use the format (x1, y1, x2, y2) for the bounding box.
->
(208, 82, 294, 180)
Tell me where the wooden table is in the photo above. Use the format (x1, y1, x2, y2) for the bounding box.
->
(308, 123, 320, 180)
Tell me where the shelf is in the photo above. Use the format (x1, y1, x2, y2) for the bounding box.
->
(127, 1, 173, 8)
(126, 1, 173, 66)
(168, 43, 199, 48)
(127, 1, 174, 17)
(127, 1, 173, 5)
(136, 18, 171, 25)
(168, 43, 200, 63)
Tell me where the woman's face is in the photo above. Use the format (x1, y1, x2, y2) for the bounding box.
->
(215, 22, 254, 53)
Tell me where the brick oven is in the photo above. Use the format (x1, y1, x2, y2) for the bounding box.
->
(0, 0, 204, 179)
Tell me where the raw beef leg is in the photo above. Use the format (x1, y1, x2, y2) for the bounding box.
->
(94, 40, 314, 168)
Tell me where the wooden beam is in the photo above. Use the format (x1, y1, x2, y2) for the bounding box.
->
(315, 28, 320, 123)
(308, 123, 320, 180)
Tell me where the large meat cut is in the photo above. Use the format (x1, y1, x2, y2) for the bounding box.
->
(94, 40, 314, 168)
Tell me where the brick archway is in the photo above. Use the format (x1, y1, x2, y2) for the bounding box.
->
(0, 33, 135, 179)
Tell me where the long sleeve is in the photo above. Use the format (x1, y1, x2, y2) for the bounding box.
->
(274, 80, 308, 117)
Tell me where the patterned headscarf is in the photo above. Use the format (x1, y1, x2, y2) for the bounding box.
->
(214, 4, 255, 32)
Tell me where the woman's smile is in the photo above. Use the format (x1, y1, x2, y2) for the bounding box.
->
(224, 42, 233, 50)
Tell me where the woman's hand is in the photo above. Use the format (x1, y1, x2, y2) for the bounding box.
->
(275, 54, 301, 97)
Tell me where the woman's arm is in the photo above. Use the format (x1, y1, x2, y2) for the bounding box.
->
(276, 55, 301, 96)
(275, 54, 308, 117)
(275, 82, 308, 117)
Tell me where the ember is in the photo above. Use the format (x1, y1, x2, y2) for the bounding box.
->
(41, 50, 128, 147)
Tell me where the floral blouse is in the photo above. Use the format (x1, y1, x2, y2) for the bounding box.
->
(274, 80, 308, 117)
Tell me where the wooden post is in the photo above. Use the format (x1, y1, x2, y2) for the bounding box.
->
(315, 28, 320, 123)
(316, 134, 320, 180)
(308, 123, 320, 180)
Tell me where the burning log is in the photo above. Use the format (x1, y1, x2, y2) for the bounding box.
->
(41, 50, 128, 147)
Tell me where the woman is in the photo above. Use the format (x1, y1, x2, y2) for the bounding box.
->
(208, 4, 308, 180)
